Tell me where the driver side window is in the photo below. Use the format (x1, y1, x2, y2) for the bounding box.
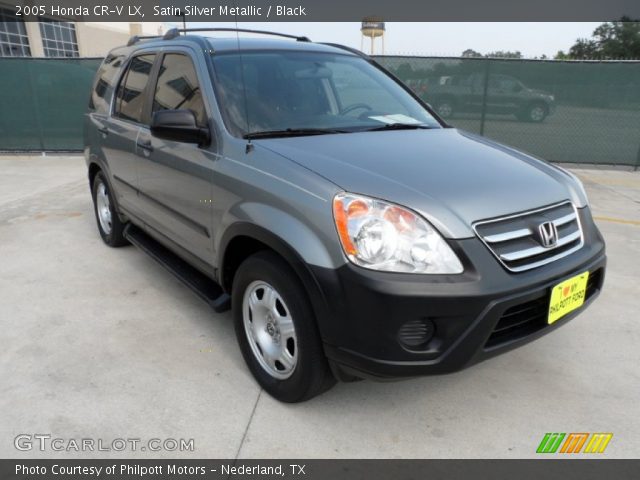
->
(152, 53, 207, 128)
(490, 75, 518, 92)
(499, 77, 518, 91)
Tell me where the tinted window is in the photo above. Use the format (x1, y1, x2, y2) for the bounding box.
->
(452, 76, 472, 87)
(152, 54, 206, 127)
(114, 54, 156, 123)
(490, 75, 518, 91)
(89, 53, 125, 113)
(212, 51, 439, 137)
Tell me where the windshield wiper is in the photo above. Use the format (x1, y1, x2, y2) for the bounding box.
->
(358, 123, 434, 132)
(243, 128, 350, 140)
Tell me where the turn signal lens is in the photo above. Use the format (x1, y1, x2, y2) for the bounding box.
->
(333, 193, 463, 274)
(333, 198, 357, 255)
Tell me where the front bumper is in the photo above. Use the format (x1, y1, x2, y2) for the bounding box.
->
(547, 102, 557, 116)
(312, 207, 606, 380)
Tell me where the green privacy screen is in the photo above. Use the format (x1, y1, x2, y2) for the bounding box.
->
(377, 56, 640, 167)
(0, 58, 102, 150)
(0, 56, 638, 166)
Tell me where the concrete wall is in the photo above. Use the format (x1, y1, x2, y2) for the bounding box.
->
(78, 22, 166, 57)
(23, 21, 44, 56)
(75, 23, 130, 57)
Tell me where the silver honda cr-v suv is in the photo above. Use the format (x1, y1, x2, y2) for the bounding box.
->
(84, 28, 606, 402)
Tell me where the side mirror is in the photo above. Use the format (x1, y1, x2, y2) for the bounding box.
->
(150, 109, 210, 146)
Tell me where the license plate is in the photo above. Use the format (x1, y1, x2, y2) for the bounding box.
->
(548, 271, 589, 324)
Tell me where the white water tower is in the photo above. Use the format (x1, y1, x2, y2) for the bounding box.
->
(360, 17, 385, 55)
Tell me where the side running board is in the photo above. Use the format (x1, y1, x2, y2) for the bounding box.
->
(123, 224, 231, 313)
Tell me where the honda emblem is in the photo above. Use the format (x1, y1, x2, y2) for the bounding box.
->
(538, 221, 558, 248)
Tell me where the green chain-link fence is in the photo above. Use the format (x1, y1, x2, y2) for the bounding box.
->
(0, 56, 639, 167)
(376, 56, 640, 167)
(0, 57, 102, 150)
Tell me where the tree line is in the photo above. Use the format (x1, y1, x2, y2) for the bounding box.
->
(461, 18, 640, 60)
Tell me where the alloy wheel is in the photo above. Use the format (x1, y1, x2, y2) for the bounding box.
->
(242, 281, 298, 379)
(96, 182, 112, 235)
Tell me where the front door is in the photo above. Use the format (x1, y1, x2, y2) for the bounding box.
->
(135, 51, 217, 265)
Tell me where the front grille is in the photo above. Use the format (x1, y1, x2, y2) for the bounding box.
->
(473, 201, 584, 272)
(485, 268, 603, 349)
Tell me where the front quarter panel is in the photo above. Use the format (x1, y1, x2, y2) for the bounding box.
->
(213, 140, 345, 271)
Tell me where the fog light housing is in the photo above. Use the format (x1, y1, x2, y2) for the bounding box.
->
(397, 319, 436, 349)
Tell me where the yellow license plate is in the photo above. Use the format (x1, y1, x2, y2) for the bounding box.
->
(548, 271, 589, 324)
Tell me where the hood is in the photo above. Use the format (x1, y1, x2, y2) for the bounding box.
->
(529, 88, 553, 98)
(256, 128, 582, 239)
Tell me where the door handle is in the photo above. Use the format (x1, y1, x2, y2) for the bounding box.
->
(97, 127, 109, 136)
(136, 139, 153, 154)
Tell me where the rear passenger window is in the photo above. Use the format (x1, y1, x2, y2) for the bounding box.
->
(152, 54, 207, 127)
(114, 54, 156, 123)
(89, 53, 125, 113)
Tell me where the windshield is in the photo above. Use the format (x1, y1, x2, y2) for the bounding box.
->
(210, 50, 441, 137)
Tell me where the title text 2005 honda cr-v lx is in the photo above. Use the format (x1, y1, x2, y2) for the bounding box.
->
(85, 29, 606, 402)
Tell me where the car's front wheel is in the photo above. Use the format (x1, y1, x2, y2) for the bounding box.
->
(91, 171, 128, 247)
(232, 251, 335, 402)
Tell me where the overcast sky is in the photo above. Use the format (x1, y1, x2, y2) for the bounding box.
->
(182, 22, 602, 58)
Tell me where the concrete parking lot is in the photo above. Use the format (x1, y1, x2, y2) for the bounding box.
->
(1, 155, 639, 459)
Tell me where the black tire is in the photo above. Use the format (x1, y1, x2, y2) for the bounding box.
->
(522, 102, 548, 123)
(434, 99, 455, 119)
(91, 171, 128, 247)
(232, 251, 336, 402)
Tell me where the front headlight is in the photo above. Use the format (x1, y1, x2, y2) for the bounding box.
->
(333, 193, 463, 274)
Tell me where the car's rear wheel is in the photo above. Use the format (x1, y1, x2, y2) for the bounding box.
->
(232, 251, 335, 402)
(91, 171, 128, 247)
(524, 103, 548, 123)
(435, 99, 455, 119)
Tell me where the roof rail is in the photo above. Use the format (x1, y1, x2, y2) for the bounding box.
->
(163, 27, 311, 42)
(321, 43, 370, 59)
(126, 35, 164, 47)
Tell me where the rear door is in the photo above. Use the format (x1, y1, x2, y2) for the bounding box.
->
(135, 49, 217, 265)
(86, 52, 126, 158)
(103, 52, 157, 216)
(486, 74, 520, 114)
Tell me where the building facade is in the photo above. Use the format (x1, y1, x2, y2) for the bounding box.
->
(0, 6, 165, 57)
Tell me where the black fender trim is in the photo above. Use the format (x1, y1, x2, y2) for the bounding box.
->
(218, 222, 333, 341)
(87, 158, 128, 223)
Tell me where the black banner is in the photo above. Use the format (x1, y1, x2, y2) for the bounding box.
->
(2, 460, 640, 480)
(2, 0, 640, 22)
